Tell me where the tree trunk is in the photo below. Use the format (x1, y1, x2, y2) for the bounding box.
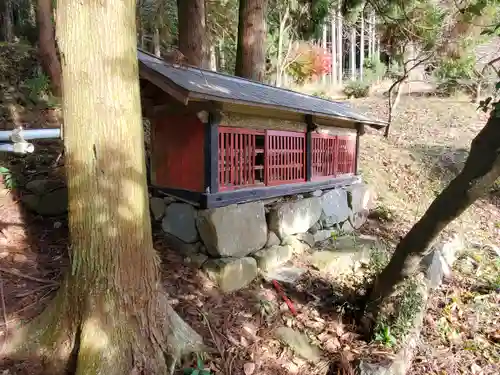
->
(322, 24, 327, 84)
(4, 1, 202, 373)
(37, 0, 62, 97)
(367, 9, 372, 59)
(337, 3, 343, 84)
(218, 37, 225, 71)
(276, 5, 289, 87)
(369, 113, 500, 313)
(331, 12, 337, 85)
(350, 25, 356, 80)
(3, 0, 14, 42)
(360, 11, 364, 80)
(209, 44, 217, 71)
(235, 0, 268, 82)
(177, 0, 207, 68)
(370, 10, 376, 59)
(153, 28, 161, 56)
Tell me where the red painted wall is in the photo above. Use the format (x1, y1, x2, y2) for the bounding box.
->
(152, 113, 205, 192)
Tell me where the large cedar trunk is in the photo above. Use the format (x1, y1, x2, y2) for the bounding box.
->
(368, 113, 500, 313)
(37, 0, 62, 97)
(235, 0, 268, 82)
(3, 0, 201, 373)
(3, 0, 14, 42)
(177, 0, 207, 68)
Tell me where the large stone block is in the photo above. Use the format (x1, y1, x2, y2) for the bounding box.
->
(344, 183, 375, 216)
(253, 245, 294, 271)
(150, 197, 165, 221)
(320, 188, 350, 228)
(162, 203, 199, 243)
(196, 201, 267, 257)
(204, 257, 258, 293)
(421, 234, 463, 288)
(268, 197, 322, 238)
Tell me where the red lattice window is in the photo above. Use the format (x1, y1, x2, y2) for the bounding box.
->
(265, 130, 306, 186)
(336, 135, 356, 175)
(311, 134, 356, 179)
(218, 127, 265, 191)
(312, 134, 337, 179)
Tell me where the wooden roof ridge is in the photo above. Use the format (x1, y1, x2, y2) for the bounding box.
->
(137, 48, 387, 129)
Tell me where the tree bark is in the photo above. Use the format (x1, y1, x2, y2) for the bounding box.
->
(37, 0, 62, 97)
(153, 28, 161, 57)
(235, 0, 268, 82)
(3, 1, 202, 373)
(337, 3, 343, 84)
(177, 0, 207, 68)
(276, 5, 289, 87)
(369, 113, 500, 313)
(331, 12, 337, 85)
(3, 0, 14, 42)
(360, 11, 364, 79)
(322, 24, 327, 84)
(350, 25, 356, 80)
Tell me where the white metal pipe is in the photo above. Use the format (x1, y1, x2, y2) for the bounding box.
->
(0, 128, 61, 141)
(0, 142, 35, 154)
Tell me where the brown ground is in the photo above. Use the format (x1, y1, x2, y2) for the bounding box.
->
(0, 94, 499, 375)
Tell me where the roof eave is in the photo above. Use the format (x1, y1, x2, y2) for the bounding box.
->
(188, 91, 387, 130)
(139, 62, 190, 105)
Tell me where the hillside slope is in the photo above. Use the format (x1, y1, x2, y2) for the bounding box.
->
(351, 96, 499, 245)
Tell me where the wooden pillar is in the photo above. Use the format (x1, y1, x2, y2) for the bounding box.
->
(305, 114, 313, 181)
(354, 122, 365, 175)
(205, 111, 220, 193)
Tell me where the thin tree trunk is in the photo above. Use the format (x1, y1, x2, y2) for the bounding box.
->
(360, 11, 364, 80)
(3, 1, 203, 373)
(177, 0, 207, 68)
(322, 23, 327, 84)
(369, 113, 500, 313)
(235, 0, 268, 81)
(209, 44, 217, 71)
(37, 0, 62, 97)
(350, 25, 356, 80)
(331, 13, 337, 85)
(337, 3, 343, 84)
(3, 0, 14, 42)
(371, 10, 376, 59)
(367, 10, 372, 59)
(276, 6, 289, 87)
(153, 28, 161, 56)
(218, 37, 225, 71)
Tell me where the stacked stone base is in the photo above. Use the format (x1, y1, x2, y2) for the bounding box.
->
(150, 183, 374, 292)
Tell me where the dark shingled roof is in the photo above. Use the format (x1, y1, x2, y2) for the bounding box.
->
(138, 49, 386, 129)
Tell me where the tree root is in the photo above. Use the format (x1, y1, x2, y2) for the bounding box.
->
(1, 281, 204, 375)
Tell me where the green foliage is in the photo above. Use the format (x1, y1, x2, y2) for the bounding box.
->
(363, 57, 387, 83)
(0, 166, 16, 189)
(391, 279, 424, 339)
(373, 324, 397, 347)
(369, 246, 390, 274)
(182, 353, 211, 375)
(0, 43, 37, 86)
(343, 80, 370, 98)
(386, 61, 403, 80)
(434, 56, 476, 96)
(24, 73, 50, 102)
(376, 0, 446, 55)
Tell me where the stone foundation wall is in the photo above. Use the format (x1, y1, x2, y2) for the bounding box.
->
(150, 183, 375, 292)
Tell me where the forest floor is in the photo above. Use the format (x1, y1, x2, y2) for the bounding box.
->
(0, 94, 499, 375)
